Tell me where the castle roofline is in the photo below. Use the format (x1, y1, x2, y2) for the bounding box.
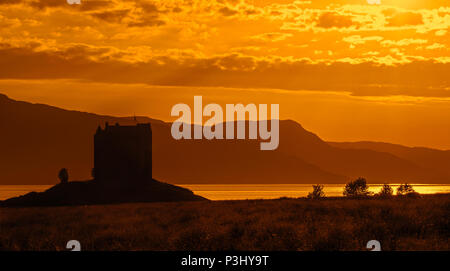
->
(96, 122, 151, 134)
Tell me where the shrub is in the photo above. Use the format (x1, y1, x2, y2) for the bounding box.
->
(343, 177, 371, 197)
(397, 183, 416, 196)
(377, 184, 393, 198)
(405, 192, 421, 198)
(307, 184, 325, 199)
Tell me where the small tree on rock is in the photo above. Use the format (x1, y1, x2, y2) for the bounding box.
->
(58, 168, 69, 184)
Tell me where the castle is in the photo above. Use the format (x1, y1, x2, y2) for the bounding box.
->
(2, 121, 206, 206)
(94, 122, 152, 186)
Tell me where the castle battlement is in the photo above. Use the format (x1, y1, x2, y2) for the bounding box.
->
(94, 122, 152, 185)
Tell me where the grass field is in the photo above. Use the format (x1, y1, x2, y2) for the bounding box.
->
(0, 194, 449, 251)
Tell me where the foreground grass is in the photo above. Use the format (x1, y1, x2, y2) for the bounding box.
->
(0, 194, 449, 251)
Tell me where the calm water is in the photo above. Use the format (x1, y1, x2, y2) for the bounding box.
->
(1, 184, 449, 201)
(180, 184, 450, 200)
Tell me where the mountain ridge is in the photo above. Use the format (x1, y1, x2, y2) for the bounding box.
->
(1, 93, 449, 185)
(329, 141, 450, 178)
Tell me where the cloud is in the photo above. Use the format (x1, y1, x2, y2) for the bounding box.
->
(78, 0, 112, 11)
(435, 29, 447, 36)
(251, 32, 293, 42)
(90, 9, 131, 23)
(0, 0, 112, 12)
(0, 0, 22, 5)
(127, 16, 166, 27)
(316, 12, 358, 29)
(386, 11, 423, 27)
(138, 1, 160, 13)
(342, 35, 383, 45)
(0, 43, 449, 98)
(218, 6, 239, 17)
(426, 43, 445, 50)
(88, 2, 166, 27)
(0, 0, 167, 27)
(381, 39, 428, 47)
(29, 0, 68, 9)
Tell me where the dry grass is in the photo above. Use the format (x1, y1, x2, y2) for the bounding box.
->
(0, 194, 449, 251)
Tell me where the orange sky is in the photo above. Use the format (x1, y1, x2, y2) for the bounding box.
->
(0, 0, 449, 149)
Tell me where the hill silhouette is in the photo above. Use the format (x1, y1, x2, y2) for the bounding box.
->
(1, 93, 449, 184)
(329, 141, 450, 179)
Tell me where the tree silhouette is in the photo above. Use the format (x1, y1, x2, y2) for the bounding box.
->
(343, 177, 371, 197)
(307, 184, 325, 199)
(58, 168, 69, 184)
(378, 183, 393, 198)
(397, 183, 416, 196)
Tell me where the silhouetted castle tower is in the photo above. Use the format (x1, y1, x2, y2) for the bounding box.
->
(94, 122, 152, 186)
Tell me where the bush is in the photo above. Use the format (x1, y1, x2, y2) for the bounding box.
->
(397, 183, 416, 196)
(307, 184, 325, 199)
(343, 177, 371, 197)
(377, 184, 393, 198)
(405, 192, 421, 198)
